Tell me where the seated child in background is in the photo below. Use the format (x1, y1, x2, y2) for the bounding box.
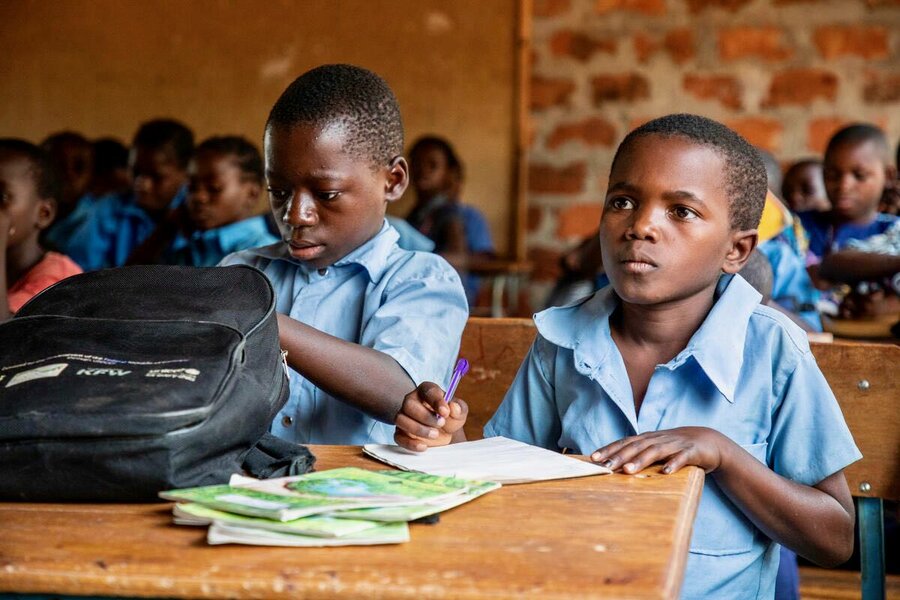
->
(40, 132, 96, 254)
(876, 138, 899, 216)
(88, 138, 132, 198)
(782, 159, 829, 214)
(802, 124, 897, 272)
(0, 139, 82, 319)
(128, 136, 278, 266)
(406, 136, 495, 303)
(397, 114, 859, 599)
(66, 119, 193, 270)
(220, 64, 468, 445)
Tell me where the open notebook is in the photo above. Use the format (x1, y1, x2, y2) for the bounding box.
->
(363, 436, 611, 484)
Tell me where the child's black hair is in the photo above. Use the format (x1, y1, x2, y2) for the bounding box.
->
(756, 147, 782, 196)
(610, 114, 767, 231)
(410, 136, 462, 175)
(41, 131, 92, 154)
(93, 138, 129, 177)
(825, 123, 891, 164)
(0, 138, 61, 202)
(266, 64, 403, 167)
(132, 119, 195, 170)
(194, 136, 263, 184)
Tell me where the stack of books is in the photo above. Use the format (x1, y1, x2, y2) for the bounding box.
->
(159, 467, 500, 547)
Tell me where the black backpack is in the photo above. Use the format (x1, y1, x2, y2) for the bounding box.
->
(0, 265, 313, 501)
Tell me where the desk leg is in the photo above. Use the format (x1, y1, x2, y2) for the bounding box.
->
(859, 496, 885, 600)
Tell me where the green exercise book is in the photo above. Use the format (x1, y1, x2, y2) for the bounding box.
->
(172, 503, 381, 538)
(206, 520, 410, 547)
(160, 467, 470, 522)
(330, 471, 501, 522)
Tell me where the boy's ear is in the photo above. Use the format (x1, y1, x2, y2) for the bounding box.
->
(722, 229, 758, 274)
(385, 156, 409, 204)
(35, 198, 56, 230)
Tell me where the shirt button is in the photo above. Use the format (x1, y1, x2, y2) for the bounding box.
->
(282, 415, 293, 427)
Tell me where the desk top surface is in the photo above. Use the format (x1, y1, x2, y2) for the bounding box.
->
(0, 445, 703, 600)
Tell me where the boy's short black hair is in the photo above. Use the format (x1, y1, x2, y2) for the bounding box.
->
(133, 119, 194, 170)
(611, 114, 767, 231)
(410, 136, 462, 175)
(267, 64, 403, 167)
(93, 138, 129, 177)
(825, 123, 891, 164)
(195, 136, 264, 184)
(41, 131, 92, 154)
(0, 138, 61, 202)
(756, 147, 782, 196)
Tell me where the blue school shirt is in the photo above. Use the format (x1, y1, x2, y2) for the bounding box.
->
(42, 192, 108, 255)
(165, 215, 278, 267)
(219, 220, 469, 445)
(485, 274, 860, 600)
(66, 187, 188, 271)
(800, 211, 897, 260)
(757, 237, 822, 331)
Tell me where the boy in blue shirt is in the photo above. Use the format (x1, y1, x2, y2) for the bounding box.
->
(221, 64, 468, 445)
(802, 123, 897, 268)
(396, 115, 859, 599)
(66, 119, 193, 270)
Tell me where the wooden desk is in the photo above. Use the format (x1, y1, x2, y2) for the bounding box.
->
(0, 446, 704, 599)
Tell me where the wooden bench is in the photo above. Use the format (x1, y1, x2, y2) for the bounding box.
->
(456, 317, 900, 599)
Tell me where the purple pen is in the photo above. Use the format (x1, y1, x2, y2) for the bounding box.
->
(443, 358, 470, 403)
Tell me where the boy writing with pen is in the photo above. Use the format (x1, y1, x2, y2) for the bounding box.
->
(220, 64, 468, 444)
(395, 115, 859, 600)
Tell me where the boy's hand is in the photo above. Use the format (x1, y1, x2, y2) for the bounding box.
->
(590, 427, 733, 475)
(394, 382, 468, 452)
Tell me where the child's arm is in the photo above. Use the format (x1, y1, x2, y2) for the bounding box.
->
(276, 314, 419, 424)
(0, 211, 10, 321)
(819, 249, 900, 283)
(393, 382, 468, 451)
(591, 428, 855, 567)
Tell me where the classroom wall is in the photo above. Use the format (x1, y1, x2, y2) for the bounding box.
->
(0, 0, 518, 254)
(525, 0, 900, 305)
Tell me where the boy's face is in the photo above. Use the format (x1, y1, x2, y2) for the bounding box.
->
(783, 163, 829, 213)
(600, 135, 756, 307)
(130, 147, 187, 212)
(823, 140, 890, 223)
(47, 141, 92, 207)
(264, 123, 408, 269)
(0, 152, 55, 248)
(187, 151, 259, 231)
(411, 145, 450, 197)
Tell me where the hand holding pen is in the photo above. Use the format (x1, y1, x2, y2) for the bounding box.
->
(393, 358, 470, 452)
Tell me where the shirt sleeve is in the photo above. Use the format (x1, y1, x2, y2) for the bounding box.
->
(64, 199, 116, 271)
(462, 206, 495, 254)
(359, 261, 469, 389)
(483, 334, 562, 449)
(767, 349, 862, 486)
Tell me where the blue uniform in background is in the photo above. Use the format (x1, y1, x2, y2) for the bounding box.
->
(165, 215, 278, 267)
(66, 186, 188, 271)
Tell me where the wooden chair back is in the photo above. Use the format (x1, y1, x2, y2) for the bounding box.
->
(810, 342, 900, 502)
(456, 317, 535, 439)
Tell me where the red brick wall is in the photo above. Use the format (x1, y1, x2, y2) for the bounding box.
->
(526, 0, 900, 306)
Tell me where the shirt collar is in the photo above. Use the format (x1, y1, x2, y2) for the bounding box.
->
(190, 215, 268, 249)
(534, 274, 761, 403)
(246, 219, 400, 281)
